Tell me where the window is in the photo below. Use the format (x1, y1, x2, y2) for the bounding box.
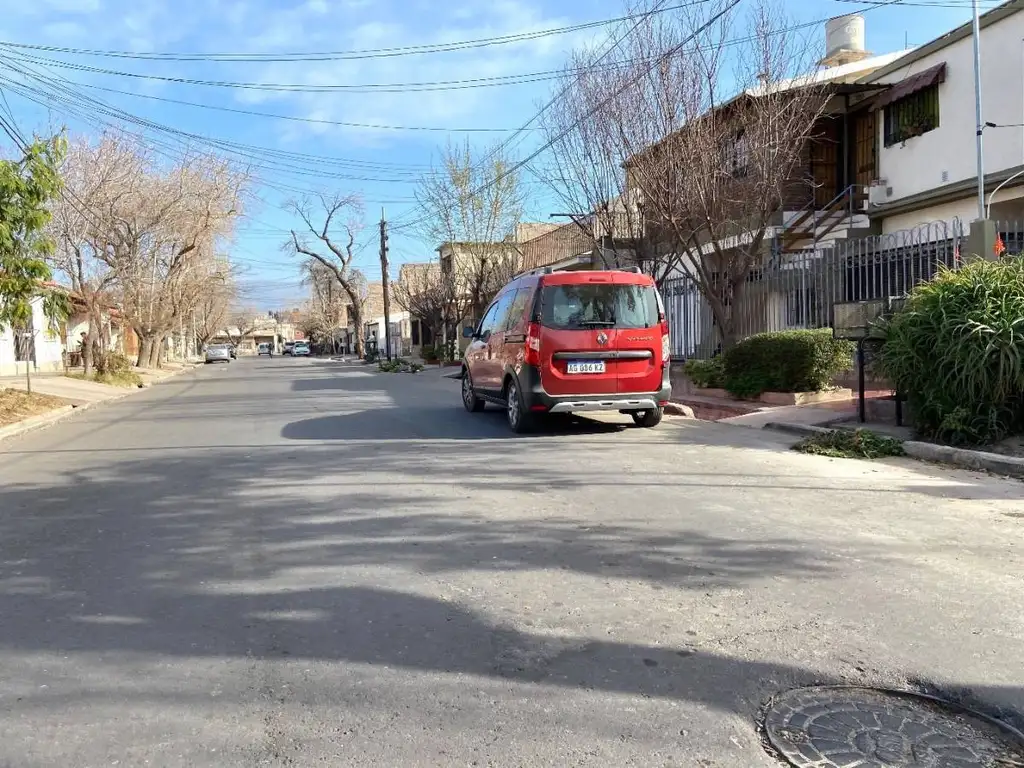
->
(539, 284, 658, 331)
(13, 323, 34, 363)
(485, 292, 514, 335)
(475, 302, 500, 337)
(721, 131, 749, 177)
(411, 320, 421, 346)
(503, 288, 533, 334)
(884, 84, 939, 146)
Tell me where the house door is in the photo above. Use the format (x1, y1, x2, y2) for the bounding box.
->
(810, 117, 841, 207)
(852, 110, 877, 189)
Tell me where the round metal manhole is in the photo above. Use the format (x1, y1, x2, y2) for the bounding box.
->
(762, 686, 1024, 767)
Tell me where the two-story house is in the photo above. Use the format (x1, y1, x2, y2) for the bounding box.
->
(852, 0, 1024, 245)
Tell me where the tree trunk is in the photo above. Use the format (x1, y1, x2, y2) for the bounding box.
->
(136, 335, 154, 368)
(351, 307, 365, 358)
(82, 329, 95, 376)
(148, 335, 164, 369)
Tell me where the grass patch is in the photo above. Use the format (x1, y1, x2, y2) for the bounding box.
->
(67, 370, 144, 388)
(793, 428, 905, 460)
(0, 388, 69, 428)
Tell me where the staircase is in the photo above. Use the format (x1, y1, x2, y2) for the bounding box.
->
(778, 185, 868, 253)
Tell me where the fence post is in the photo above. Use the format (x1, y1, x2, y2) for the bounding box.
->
(966, 218, 998, 260)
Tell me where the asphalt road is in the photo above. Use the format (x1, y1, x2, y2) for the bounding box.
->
(1, 357, 1022, 767)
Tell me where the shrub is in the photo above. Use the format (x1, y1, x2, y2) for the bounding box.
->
(683, 358, 725, 389)
(722, 329, 855, 398)
(94, 351, 132, 375)
(793, 428, 905, 459)
(875, 257, 1024, 446)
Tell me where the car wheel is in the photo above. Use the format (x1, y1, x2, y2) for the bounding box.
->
(461, 369, 485, 413)
(631, 407, 663, 428)
(505, 379, 533, 434)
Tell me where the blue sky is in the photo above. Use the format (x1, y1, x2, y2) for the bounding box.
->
(0, 0, 1001, 309)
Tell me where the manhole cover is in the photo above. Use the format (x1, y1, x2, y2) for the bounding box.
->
(762, 686, 1024, 767)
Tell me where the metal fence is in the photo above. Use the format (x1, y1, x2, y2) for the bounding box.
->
(663, 220, 964, 360)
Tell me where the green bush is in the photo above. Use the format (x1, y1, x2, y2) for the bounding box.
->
(94, 351, 132, 375)
(683, 358, 725, 389)
(722, 329, 855, 398)
(875, 257, 1024, 446)
(793, 428, 905, 459)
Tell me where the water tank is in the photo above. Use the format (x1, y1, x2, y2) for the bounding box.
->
(823, 14, 866, 65)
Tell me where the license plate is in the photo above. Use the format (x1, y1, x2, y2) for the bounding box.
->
(565, 360, 605, 374)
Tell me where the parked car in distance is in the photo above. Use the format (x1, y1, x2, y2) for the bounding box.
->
(205, 344, 232, 364)
(257, 342, 273, 356)
(282, 341, 295, 356)
(460, 267, 671, 433)
(292, 341, 310, 357)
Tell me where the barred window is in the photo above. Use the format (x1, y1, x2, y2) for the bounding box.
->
(883, 84, 939, 147)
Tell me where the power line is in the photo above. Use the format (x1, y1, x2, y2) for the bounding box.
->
(2, 50, 590, 94)
(68, 81, 530, 132)
(0, 5, 698, 63)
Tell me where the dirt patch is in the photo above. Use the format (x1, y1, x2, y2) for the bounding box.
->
(986, 435, 1024, 459)
(0, 388, 70, 428)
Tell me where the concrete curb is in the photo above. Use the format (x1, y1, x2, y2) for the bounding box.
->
(0, 405, 75, 443)
(763, 421, 1024, 478)
(902, 440, 1024, 479)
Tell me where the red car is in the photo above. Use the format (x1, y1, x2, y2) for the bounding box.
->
(461, 267, 671, 433)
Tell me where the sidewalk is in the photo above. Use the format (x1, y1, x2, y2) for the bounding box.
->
(0, 375, 134, 406)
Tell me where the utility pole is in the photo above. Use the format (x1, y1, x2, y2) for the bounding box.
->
(379, 208, 393, 362)
(972, 0, 985, 220)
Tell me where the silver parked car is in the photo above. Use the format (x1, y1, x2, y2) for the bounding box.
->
(205, 344, 232, 364)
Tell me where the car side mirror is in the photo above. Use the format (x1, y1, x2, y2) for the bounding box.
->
(462, 325, 475, 338)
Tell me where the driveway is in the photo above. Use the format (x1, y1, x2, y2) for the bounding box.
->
(0, 357, 1021, 766)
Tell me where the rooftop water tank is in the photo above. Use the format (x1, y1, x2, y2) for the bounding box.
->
(821, 14, 869, 67)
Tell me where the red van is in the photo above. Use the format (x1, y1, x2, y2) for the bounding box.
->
(461, 267, 671, 433)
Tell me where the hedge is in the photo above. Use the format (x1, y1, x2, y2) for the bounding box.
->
(875, 257, 1024, 446)
(722, 329, 855, 398)
(683, 358, 725, 389)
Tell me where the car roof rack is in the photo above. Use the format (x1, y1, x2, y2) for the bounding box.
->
(514, 265, 554, 279)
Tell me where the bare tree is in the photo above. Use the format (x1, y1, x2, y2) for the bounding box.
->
(542, 0, 828, 347)
(300, 258, 350, 353)
(285, 194, 368, 358)
(62, 133, 248, 367)
(414, 139, 528, 324)
(392, 262, 453, 354)
(49, 135, 134, 374)
(223, 308, 260, 347)
(192, 275, 234, 350)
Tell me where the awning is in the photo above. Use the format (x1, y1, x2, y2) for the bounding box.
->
(870, 63, 946, 110)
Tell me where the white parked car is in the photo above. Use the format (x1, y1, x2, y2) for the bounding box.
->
(205, 344, 232, 364)
(292, 341, 311, 357)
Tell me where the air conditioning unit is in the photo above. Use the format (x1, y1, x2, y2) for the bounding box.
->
(867, 180, 888, 207)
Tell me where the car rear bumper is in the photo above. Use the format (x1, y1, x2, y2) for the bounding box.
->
(517, 364, 671, 413)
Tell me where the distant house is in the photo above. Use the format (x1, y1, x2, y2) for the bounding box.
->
(0, 295, 65, 377)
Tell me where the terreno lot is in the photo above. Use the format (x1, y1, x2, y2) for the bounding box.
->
(0, 357, 1021, 767)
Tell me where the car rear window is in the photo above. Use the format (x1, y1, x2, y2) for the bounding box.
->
(538, 283, 658, 331)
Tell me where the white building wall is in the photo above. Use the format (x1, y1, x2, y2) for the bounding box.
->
(0, 296, 65, 377)
(867, 11, 1024, 209)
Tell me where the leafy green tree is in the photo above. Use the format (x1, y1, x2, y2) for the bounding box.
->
(0, 135, 71, 390)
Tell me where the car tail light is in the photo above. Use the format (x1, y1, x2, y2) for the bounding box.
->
(524, 322, 541, 366)
(659, 314, 670, 363)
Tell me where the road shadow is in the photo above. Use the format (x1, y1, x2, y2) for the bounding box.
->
(0, 443, 848, 713)
(282, 405, 626, 441)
